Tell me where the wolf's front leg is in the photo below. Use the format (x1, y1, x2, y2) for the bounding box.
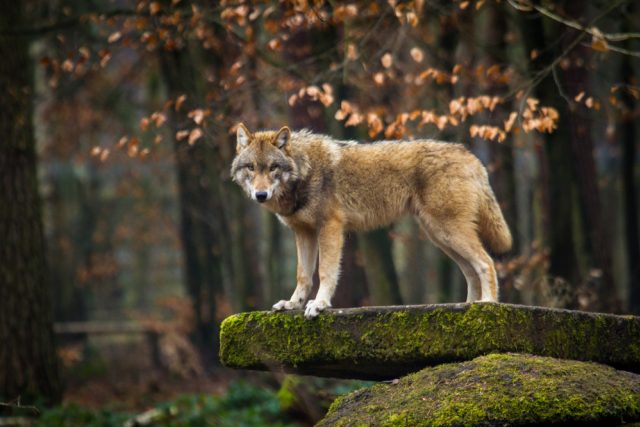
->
(305, 217, 344, 318)
(272, 230, 318, 311)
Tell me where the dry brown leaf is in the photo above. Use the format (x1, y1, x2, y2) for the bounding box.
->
(318, 91, 334, 107)
(79, 47, 90, 59)
(189, 109, 206, 125)
(541, 107, 559, 120)
(410, 47, 424, 63)
(345, 112, 363, 127)
(108, 32, 122, 43)
(267, 38, 281, 50)
(381, 53, 393, 68)
(100, 148, 110, 161)
(591, 37, 609, 52)
(139, 148, 150, 158)
(449, 99, 463, 115)
(504, 112, 518, 132)
(590, 28, 609, 52)
(140, 117, 150, 131)
(384, 122, 399, 138)
(175, 94, 187, 111)
(406, 11, 418, 27)
(335, 110, 348, 121)
(347, 43, 358, 60)
(526, 98, 539, 111)
(188, 128, 203, 145)
(151, 112, 167, 127)
(61, 59, 74, 72)
(149, 2, 161, 15)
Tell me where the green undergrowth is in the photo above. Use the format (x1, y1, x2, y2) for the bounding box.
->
(277, 375, 372, 413)
(318, 353, 640, 426)
(28, 378, 370, 427)
(35, 381, 298, 427)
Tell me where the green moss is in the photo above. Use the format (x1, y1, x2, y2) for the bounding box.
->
(276, 375, 301, 410)
(220, 310, 356, 370)
(219, 303, 640, 380)
(318, 353, 640, 426)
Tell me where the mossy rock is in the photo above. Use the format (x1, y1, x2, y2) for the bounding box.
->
(219, 302, 640, 380)
(318, 353, 640, 426)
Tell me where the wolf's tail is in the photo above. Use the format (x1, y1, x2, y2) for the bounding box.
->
(478, 188, 513, 254)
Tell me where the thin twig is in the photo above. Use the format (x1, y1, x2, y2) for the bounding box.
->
(586, 42, 640, 58)
(0, 401, 40, 415)
(508, 0, 639, 42)
(509, 0, 629, 115)
(551, 65, 571, 105)
(0, 9, 137, 36)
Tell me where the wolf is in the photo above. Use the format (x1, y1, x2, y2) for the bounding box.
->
(231, 123, 512, 318)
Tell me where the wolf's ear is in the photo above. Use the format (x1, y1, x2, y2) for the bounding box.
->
(274, 126, 291, 149)
(236, 123, 252, 151)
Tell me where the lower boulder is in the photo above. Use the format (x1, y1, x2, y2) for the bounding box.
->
(318, 353, 640, 426)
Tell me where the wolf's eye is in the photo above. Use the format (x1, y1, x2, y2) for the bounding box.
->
(269, 164, 279, 172)
(246, 164, 254, 171)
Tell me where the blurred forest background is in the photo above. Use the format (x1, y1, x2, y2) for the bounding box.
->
(1, 0, 639, 425)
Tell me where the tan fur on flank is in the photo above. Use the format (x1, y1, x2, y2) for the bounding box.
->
(231, 124, 512, 318)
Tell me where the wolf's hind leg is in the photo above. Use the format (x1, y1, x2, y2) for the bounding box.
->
(430, 224, 498, 302)
(273, 230, 318, 311)
(417, 218, 482, 302)
(305, 217, 344, 318)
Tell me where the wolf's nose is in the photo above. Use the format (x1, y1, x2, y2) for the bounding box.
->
(255, 191, 268, 202)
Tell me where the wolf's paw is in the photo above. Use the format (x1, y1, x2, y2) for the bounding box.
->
(304, 299, 331, 319)
(272, 299, 303, 311)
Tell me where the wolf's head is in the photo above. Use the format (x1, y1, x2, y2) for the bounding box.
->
(230, 123, 298, 204)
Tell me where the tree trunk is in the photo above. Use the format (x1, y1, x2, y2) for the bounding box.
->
(358, 231, 403, 305)
(560, 0, 619, 312)
(158, 46, 223, 363)
(517, 7, 581, 302)
(620, 36, 639, 314)
(45, 165, 90, 347)
(438, 13, 466, 302)
(0, 1, 62, 405)
(485, 3, 518, 255)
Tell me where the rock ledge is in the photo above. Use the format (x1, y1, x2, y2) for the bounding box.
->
(318, 353, 640, 427)
(219, 302, 640, 380)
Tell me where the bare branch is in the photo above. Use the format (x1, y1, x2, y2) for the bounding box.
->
(508, 0, 633, 109)
(0, 9, 138, 36)
(0, 400, 40, 415)
(507, 0, 640, 49)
